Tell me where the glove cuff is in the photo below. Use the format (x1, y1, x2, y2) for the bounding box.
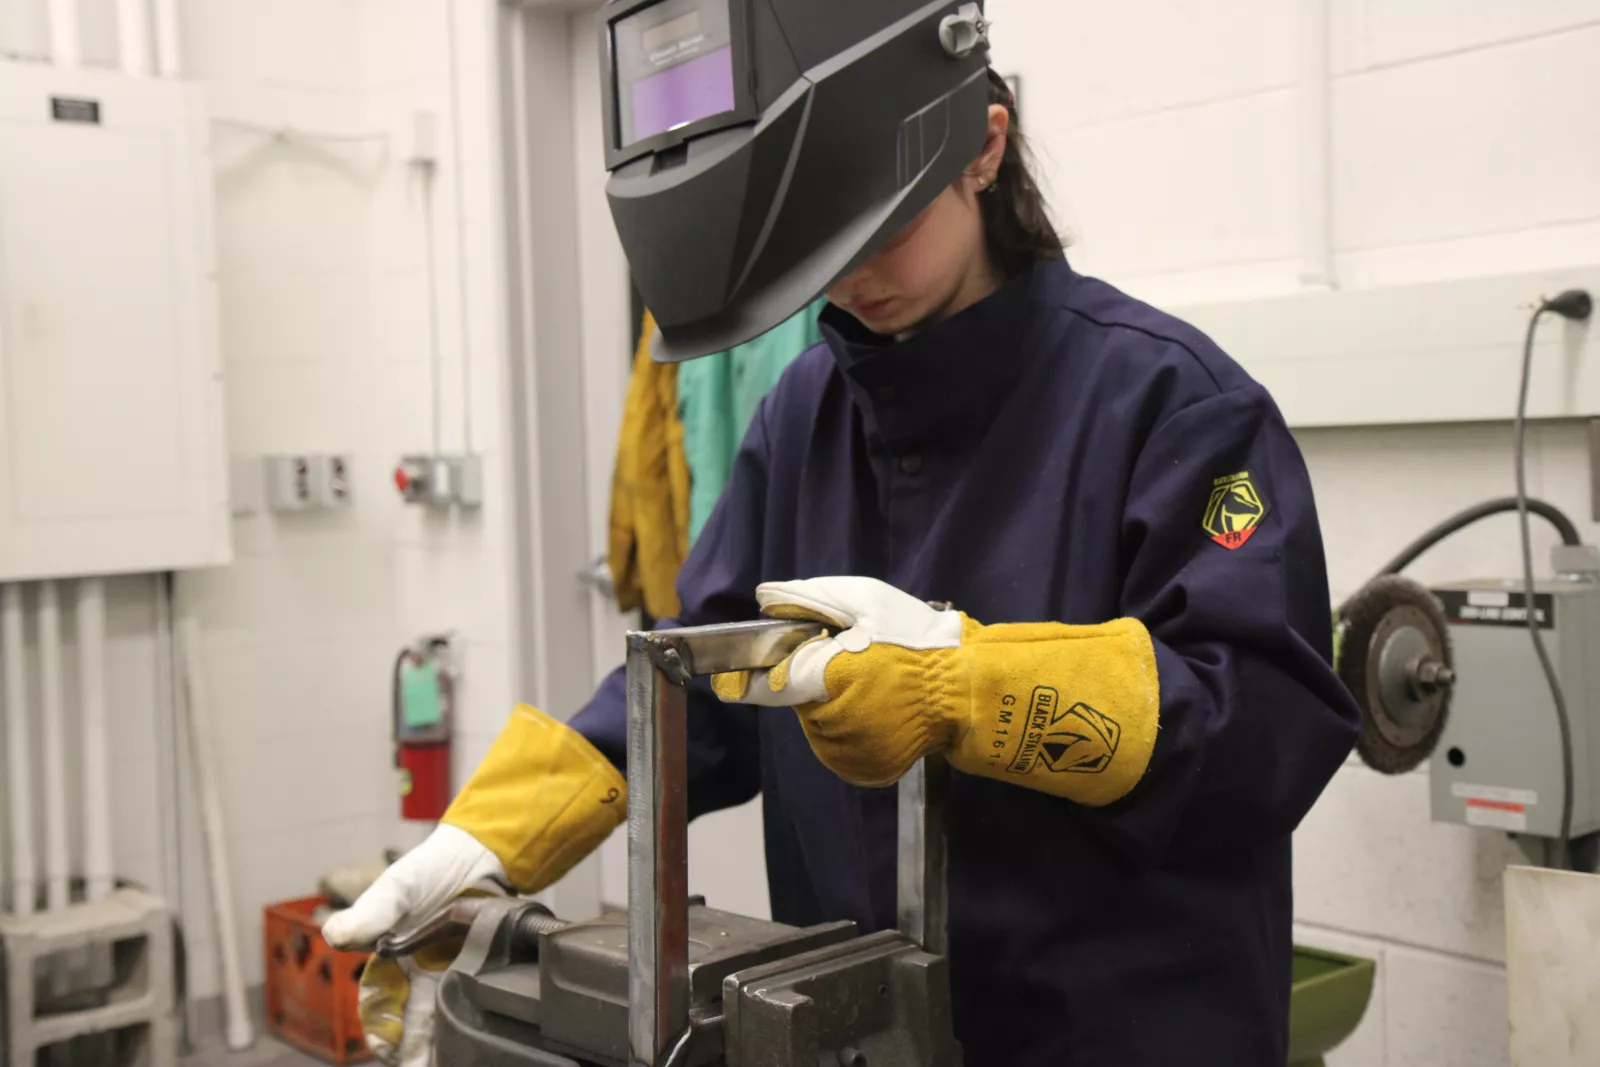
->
(442, 705, 627, 891)
(949, 617, 1160, 806)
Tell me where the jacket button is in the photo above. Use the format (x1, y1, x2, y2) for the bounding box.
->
(899, 454, 924, 475)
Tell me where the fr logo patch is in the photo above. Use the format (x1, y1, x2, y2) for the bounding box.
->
(1202, 471, 1267, 549)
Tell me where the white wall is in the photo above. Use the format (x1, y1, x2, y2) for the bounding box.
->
(993, 3, 1600, 1065)
(190, 0, 522, 999)
(557, 5, 774, 922)
(0, 0, 523, 1005)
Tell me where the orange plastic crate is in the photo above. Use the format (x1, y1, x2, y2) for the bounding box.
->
(263, 895, 372, 1064)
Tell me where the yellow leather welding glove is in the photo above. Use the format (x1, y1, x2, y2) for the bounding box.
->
(440, 704, 628, 889)
(327, 706, 625, 1065)
(325, 706, 626, 957)
(711, 577, 1160, 805)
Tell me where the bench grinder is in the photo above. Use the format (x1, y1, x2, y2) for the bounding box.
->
(377, 619, 963, 1066)
(1338, 523, 1600, 869)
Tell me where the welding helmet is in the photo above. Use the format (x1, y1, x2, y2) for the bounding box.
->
(598, 0, 993, 362)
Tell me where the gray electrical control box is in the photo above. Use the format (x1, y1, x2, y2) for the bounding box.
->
(1428, 577, 1600, 839)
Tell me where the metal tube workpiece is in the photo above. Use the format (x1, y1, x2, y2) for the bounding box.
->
(625, 619, 824, 1066)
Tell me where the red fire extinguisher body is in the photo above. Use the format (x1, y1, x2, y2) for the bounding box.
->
(394, 636, 455, 822)
(398, 742, 451, 822)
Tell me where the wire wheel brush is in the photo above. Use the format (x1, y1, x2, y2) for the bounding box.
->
(1337, 575, 1455, 775)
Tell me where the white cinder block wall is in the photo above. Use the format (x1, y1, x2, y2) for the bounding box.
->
(995, 3, 1600, 1065)
(184, 0, 521, 999)
(0, 0, 520, 1005)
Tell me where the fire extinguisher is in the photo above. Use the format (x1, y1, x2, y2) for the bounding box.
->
(392, 635, 455, 822)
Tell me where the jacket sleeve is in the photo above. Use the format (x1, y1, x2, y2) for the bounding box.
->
(568, 395, 775, 820)
(1080, 384, 1360, 866)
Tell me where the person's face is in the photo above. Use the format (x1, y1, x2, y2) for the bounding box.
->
(827, 105, 1011, 338)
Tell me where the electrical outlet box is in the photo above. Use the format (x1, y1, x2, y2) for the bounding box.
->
(396, 455, 454, 506)
(265, 455, 312, 511)
(395, 455, 433, 504)
(396, 454, 479, 508)
(451, 455, 483, 508)
(308, 455, 352, 507)
(426, 456, 454, 507)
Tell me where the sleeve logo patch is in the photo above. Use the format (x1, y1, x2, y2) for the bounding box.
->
(1006, 689, 1121, 775)
(1202, 471, 1267, 549)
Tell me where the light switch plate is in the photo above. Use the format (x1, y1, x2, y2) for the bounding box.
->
(264, 455, 311, 511)
(308, 454, 352, 507)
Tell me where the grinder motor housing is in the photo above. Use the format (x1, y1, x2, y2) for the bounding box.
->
(1427, 573, 1600, 840)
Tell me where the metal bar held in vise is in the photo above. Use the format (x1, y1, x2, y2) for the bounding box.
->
(624, 618, 954, 1066)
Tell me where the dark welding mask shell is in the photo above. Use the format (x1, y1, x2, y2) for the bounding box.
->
(599, 0, 991, 362)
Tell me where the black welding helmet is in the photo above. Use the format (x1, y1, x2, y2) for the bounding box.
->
(599, 0, 993, 362)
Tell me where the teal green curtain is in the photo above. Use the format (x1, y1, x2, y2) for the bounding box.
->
(677, 297, 829, 543)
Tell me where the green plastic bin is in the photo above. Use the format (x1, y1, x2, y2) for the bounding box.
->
(1288, 945, 1376, 1067)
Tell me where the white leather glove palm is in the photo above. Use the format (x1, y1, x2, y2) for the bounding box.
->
(321, 823, 505, 952)
(321, 825, 505, 1066)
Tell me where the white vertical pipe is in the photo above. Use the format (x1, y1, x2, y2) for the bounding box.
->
(116, 0, 150, 75)
(38, 580, 71, 913)
(1297, 0, 1335, 288)
(447, 0, 475, 453)
(178, 607, 255, 1051)
(153, 574, 182, 907)
(46, 0, 80, 67)
(78, 578, 114, 903)
(3, 584, 35, 916)
(153, 0, 180, 76)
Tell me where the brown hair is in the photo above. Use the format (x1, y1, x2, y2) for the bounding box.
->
(976, 67, 1066, 278)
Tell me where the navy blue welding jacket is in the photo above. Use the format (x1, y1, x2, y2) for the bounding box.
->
(571, 257, 1360, 1066)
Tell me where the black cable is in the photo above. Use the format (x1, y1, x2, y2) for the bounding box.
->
(1375, 498, 1578, 580)
(1515, 290, 1592, 870)
(392, 645, 413, 770)
(1337, 496, 1580, 618)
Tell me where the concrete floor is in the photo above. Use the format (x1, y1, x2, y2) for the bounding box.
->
(180, 1036, 327, 1067)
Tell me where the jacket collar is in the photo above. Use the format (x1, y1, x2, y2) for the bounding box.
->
(820, 257, 1075, 448)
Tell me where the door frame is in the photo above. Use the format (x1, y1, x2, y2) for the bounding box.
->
(496, 0, 634, 920)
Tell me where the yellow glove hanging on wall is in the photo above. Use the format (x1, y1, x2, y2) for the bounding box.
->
(711, 577, 1160, 805)
(608, 310, 692, 619)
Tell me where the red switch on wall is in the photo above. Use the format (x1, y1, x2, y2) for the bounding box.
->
(394, 456, 430, 503)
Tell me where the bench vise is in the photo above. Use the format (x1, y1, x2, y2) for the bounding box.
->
(381, 619, 963, 1067)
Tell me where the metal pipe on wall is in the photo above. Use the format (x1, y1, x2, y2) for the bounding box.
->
(78, 578, 114, 904)
(37, 580, 71, 914)
(116, 0, 150, 76)
(153, 0, 180, 77)
(178, 608, 255, 1051)
(154, 574, 182, 910)
(3, 584, 35, 915)
(46, 0, 80, 68)
(1297, 0, 1335, 288)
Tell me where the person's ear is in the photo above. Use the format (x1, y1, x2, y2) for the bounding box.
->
(965, 104, 1010, 195)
